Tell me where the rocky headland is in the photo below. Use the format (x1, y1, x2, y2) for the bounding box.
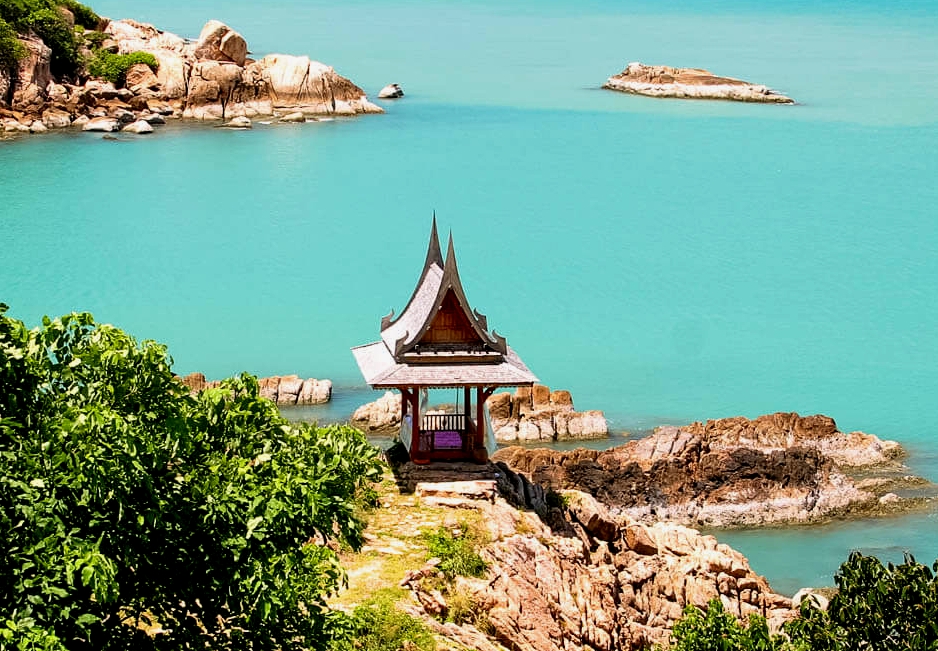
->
(178, 371, 332, 406)
(493, 412, 929, 527)
(1, 16, 381, 135)
(603, 62, 794, 104)
(349, 464, 793, 651)
(351, 385, 608, 442)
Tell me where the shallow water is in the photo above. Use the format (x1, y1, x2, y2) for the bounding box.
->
(3, 0, 937, 592)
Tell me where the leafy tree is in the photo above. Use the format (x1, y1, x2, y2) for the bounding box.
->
(0, 304, 384, 650)
(0, 17, 26, 69)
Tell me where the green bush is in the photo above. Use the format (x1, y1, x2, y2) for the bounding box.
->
(423, 524, 488, 579)
(0, 304, 385, 650)
(330, 591, 436, 651)
(86, 49, 158, 85)
(57, 0, 98, 29)
(785, 552, 938, 651)
(0, 17, 26, 69)
(670, 599, 788, 651)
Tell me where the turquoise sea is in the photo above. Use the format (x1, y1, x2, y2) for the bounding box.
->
(3, 0, 938, 595)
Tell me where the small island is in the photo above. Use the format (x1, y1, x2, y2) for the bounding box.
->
(603, 62, 795, 104)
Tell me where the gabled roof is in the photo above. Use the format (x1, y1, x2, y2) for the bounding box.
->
(352, 217, 538, 388)
(381, 220, 506, 359)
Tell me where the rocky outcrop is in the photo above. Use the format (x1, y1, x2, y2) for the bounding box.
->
(378, 83, 404, 99)
(351, 385, 607, 441)
(177, 372, 332, 405)
(681, 412, 903, 467)
(402, 472, 793, 651)
(488, 385, 607, 442)
(603, 62, 794, 104)
(351, 390, 402, 433)
(0, 17, 382, 134)
(493, 431, 877, 528)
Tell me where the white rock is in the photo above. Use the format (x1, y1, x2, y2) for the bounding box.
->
(29, 121, 48, 133)
(279, 111, 305, 123)
(224, 116, 252, 128)
(378, 83, 404, 99)
(71, 115, 90, 127)
(122, 119, 154, 134)
(82, 117, 120, 132)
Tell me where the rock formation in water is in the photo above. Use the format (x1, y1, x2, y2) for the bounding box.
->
(1, 17, 382, 134)
(400, 468, 793, 651)
(350, 385, 607, 441)
(603, 62, 794, 104)
(487, 385, 608, 442)
(178, 372, 332, 405)
(493, 412, 917, 527)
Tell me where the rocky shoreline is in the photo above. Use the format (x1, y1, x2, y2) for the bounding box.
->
(177, 371, 332, 406)
(493, 412, 931, 527)
(603, 62, 794, 104)
(1, 16, 382, 136)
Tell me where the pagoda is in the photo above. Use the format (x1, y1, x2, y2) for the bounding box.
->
(352, 218, 538, 463)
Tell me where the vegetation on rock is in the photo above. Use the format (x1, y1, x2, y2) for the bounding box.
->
(0, 304, 383, 650)
(423, 524, 488, 579)
(86, 49, 158, 85)
(0, 0, 98, 75)
(330, 591, 436, 651)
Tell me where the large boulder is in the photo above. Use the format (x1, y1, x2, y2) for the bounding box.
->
(193, 20, 248, 66)
(41, 107, 71, 128)
(351, 391, 402, 433)
(82, 116, 120, 132)
(490, 384, 608, 443)
(258, 55, 382, 115)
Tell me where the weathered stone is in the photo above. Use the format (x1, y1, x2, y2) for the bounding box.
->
(82, 116, 120, 132)
(125, 63, 161, 91)
(489, 384, 607, 442)
(41, 108, 71, 128)
(352, 391, 402, 433)
(279, 111, 305, 122)
(194, 20, 247, 66)
(122, 119, 154, 133)
(223, 116, 252, 128)
(28, 120, 47, 133)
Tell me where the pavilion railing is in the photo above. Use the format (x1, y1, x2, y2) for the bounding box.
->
(422, 413, 466, 433)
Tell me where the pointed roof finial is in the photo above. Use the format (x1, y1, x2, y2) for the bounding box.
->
(424, 212, 443, 271)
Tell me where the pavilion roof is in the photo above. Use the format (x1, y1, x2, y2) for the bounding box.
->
(352, 217, 538, 388)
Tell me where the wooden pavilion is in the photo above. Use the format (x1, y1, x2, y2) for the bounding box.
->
(352, 218, 538, 463)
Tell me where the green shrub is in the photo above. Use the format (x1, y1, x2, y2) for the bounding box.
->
(86, 49, 158, 85)
(423, 524, 488, 579)
(330, 591, 436, 651)
(785, 552, 938, 651)
(80, 28, 106, 48)
(669, 599, 788, 651)
(57, 0, 98, 29)
(0, 17, 27, 69)
(0, 304, 385, 650)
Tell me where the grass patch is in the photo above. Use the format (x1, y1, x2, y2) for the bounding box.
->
(423, 523, 488, 579)
(331, 589, 436, 651)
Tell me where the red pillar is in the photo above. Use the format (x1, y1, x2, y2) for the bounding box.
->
(412, 386, 427, 464)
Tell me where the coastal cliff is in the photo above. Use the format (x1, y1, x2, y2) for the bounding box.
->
(343, 466, 793, 651)
(493, 412, 924, 527)
(1, 16, 381, 134)
(603, 62, 794, 104)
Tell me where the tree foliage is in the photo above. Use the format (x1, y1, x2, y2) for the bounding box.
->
(0, 304, 384, 650)
(786, 552, 938, 651)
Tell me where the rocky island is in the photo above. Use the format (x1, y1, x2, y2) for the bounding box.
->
(177, 371, 333, 405)
(1, 12, 381, 135)
(603, 62, 794, 104)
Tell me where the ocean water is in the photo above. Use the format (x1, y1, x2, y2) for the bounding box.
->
(3, 0, 938, 594)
